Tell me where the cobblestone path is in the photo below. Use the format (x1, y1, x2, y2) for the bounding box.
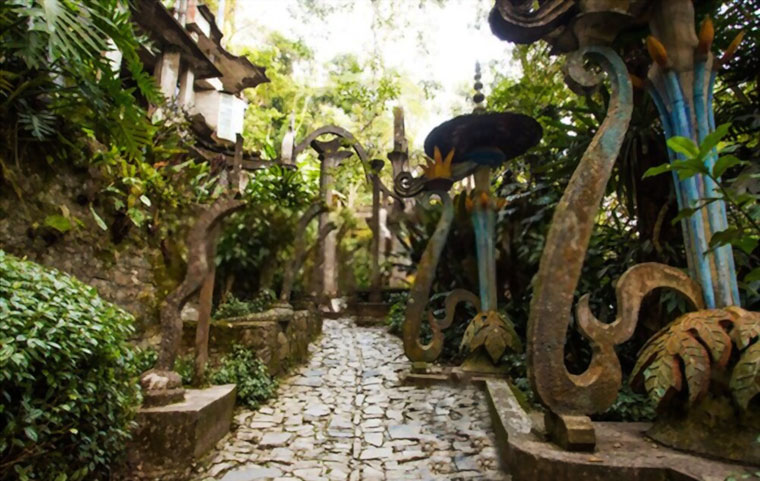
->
(192, 318, 509, 481)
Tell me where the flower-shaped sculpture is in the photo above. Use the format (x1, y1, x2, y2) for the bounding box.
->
(395, 94, 541, 371)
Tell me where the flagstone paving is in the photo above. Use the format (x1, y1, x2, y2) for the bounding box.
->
(191, 318, 510, 481)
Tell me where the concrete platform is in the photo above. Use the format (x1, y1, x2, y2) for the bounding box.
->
(484, 379, 757, 481)
(129, 384, 236, 474)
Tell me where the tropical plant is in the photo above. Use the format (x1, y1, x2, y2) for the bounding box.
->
(631, 306, 760, 410)
(643, 124, 760, 304)
(208, 345, 278, 409)
(216, 165, 317, 299)
(0, 251, 139, 481)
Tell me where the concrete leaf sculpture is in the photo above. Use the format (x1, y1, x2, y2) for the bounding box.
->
(460, 311, 521, 363)
(632, 307, 760, 410)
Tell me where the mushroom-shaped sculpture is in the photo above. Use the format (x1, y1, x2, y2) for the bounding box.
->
(397, 69, 542, 372)
(396, 111, 541, 197)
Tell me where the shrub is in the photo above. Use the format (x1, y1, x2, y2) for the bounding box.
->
(0, 251, 139, 481)
(386, 292, 408, 335)
(134, 347, 195, 386)
(132, 346, 159, 374)
(214, 290, 276, 320)
(208, 345, 277, 409)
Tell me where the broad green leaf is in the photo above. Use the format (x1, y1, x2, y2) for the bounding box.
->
(732, 236, 759, 255)
(698, 123, 731, 160)
(642, 163, 672, 179)
(745, 268, 760, 283)
(672, 158, 708, 179)
(24, 426, 38, 442)
(667, 136, 699, 158)
(43, 215, 72, 233)
(712, 155, 746, 179)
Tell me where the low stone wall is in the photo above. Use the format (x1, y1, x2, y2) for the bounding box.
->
(182, 308, 322, 376)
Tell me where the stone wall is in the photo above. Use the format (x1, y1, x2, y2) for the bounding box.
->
(0, 165, 173, 332)
(181, 308, 322, 376)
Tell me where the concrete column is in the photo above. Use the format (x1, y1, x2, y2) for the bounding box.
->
(387, 106, 410, 288)
(177, 63, 195, 109)
(369, 160, 384, 303)
(155, 50, 181, 101)
(311, 138, 353, 301)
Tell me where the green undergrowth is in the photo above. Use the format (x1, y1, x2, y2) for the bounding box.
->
(135, 344, 278, 409)
(213, 290, 276, 320)
(208, 345, 279, 409)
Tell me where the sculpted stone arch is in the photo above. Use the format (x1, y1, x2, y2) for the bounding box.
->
(289, 125, 391, 306)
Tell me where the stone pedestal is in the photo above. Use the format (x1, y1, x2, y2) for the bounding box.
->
(483, 379, 757, 481)
(129, 384, 236, 475)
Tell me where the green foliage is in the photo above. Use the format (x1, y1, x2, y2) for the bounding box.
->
(214, 290, 276, 320)
(385, 292, 409, 335)
(132, 346, 159, 374)
(0, 0, 158, 154)
(0, 251, 139, 481)
(644, 125, 760, 303)
(208, 345, 278, 409)
(217, 165, 316, 298)
(596, 383, 656, 422)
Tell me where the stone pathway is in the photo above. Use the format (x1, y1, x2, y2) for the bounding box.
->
(192, 318, 509, 481)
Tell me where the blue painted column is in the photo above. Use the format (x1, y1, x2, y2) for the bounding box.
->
(471, 166, 498, 311)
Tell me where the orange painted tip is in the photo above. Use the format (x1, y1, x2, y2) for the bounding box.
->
(478, 191, 490, 208)
(697, 16, 714, 56)
(646, 36, 670, 68)
(720, 30, 745, 64)
(465, 196, 474, 212)
(629, 73, 646, 90)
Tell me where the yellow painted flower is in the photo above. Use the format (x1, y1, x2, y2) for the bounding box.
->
(423, 146, 454, 180)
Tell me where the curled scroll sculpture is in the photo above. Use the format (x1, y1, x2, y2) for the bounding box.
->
(489, 0, 576, 47)
(402, 192, 482, 362)
(526, 46, 633, 418)
(575, 262, 705, 347)
(156, 198, 245, 372)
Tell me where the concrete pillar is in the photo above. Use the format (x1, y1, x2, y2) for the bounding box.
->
(387, 106, 411, 288)
(311, 138, 353, 301)
(369, 159, 385, 303)
(177, 63, 195, 109)
(155, 50, 181, 101)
